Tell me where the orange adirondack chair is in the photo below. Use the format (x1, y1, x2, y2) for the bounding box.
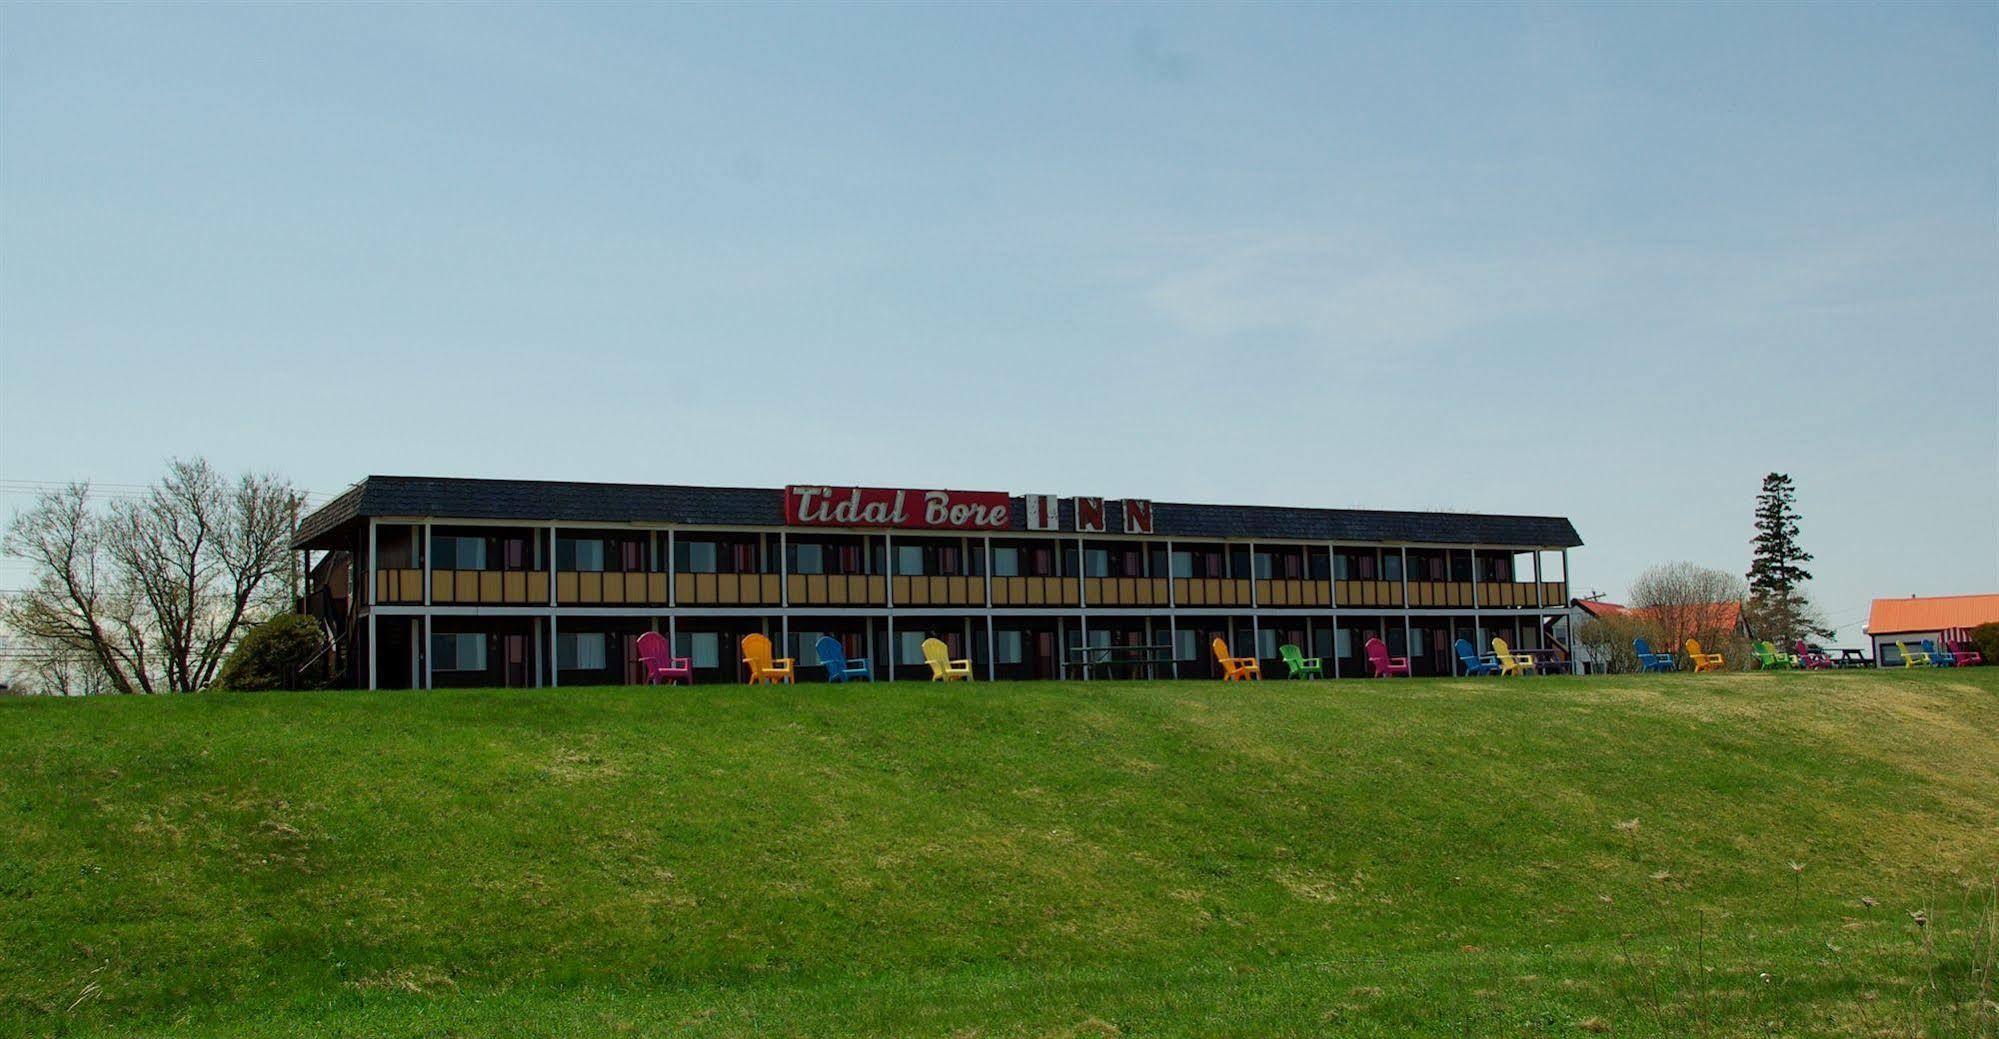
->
(741, 632, 795, 684)
(1684, 638, 1725, 672)
(1491, 636, 1537, 676)
(921, 637, 973, 681)
(1212, 637, 1261, 680)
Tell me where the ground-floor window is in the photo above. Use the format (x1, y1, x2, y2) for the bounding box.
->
(557, 632, 607, 670)
(995, 629, 1025, 664)
(674, 632, 722, 669)
(1256, 627, 1278, 659)
(431, 632, 487, 671)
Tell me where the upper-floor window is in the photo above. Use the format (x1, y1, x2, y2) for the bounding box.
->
(557, 538, 605, 572)
(433, 536, 487, 571)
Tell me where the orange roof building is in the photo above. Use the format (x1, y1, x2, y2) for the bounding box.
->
(1866, 594, 1999, 641)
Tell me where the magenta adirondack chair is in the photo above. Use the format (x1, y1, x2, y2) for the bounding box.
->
(1794, 640, 1834, 670)
(1364, 636, 1411, 678)
(634, 631, 693, 685)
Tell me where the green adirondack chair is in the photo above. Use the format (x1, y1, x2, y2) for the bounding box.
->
(1278, 643, 1324, 679)
(1752, 641, 1797, 670)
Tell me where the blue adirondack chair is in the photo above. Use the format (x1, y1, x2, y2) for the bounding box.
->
(816, 635, 873, 682)
(1455, 638, 1501, 676)
(1922, 639, 1957, 667)
(1633, 638, 1677, 672)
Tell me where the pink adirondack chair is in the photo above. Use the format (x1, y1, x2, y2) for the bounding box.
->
(1949, 640, 1985, 667)
(1364, 636, 1411, 678)
(634, 631, 693, 685)
(1794, 640, 1834, 670)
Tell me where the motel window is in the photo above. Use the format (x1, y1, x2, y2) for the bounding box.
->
(674, 632, 721, 669)
(1084, 549, 1109, 578)
(1256, 628, 1278, 659)
(896, 546, 925, 576)
(1383, 552, 1403, 582)
(792, 543, 825, 575)
(1252, 553, 1273, 580)
(1335, 629, 1354, 658)
(992, 547, 1021, 577)
(1174, 628, 1198, 661)
(996, 630, 1025, 665)
(557, 633, 607, 671)
(432, 535, 487, 571)
(1308, 550, 1331, 581)
(1313, 628, 1334, 660)
(677, 541, 719, 574)
(1449, 550, 1474, 583)
(793, 632, 824, 666)
(430, 633, 487, 672)
(376, 527, 417, 568)
(1170, 552, 1194, 579)
(899, 631, 927, 665)
(557, 538, 605, 573)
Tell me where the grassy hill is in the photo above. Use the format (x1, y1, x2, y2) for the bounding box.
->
(2, 670, 1995, 1037)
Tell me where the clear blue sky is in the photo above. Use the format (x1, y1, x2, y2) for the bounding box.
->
(3, 2, 1994, 642)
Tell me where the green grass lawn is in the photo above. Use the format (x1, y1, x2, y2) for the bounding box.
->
(2, 670, 1995, 1037)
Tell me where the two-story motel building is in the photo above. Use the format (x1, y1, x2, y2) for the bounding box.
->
(292, 477, 1584, 687)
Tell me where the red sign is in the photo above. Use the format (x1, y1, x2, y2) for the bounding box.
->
(785, 485, 1011, 530)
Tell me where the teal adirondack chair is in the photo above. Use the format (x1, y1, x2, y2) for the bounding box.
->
(1278, 643, 1324, 679)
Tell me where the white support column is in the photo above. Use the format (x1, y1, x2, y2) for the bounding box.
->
(1402, 545, 1415, 675)
(1078, 609, 1089, 681)
(1167, 611, 1179, 679)
(550, 612, 560, 690)
(421, 522, 433, 606)
(778, 531, 789, 661)
(666, 529, 677, 607)
(1469, 548, 1480, 610)
(548, 527, 558, 607)
(984, 536, 993, 609)
(1248, 541, 1258, 608)
(885, 613, 896, 682)
(1534, 549, 1545, 609)
(366, 518, 378, 691)
(985, 615, 996, 682)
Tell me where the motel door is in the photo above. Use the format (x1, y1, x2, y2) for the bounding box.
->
(503, 635, 528, 687)
(1033, 632, 1057, 680)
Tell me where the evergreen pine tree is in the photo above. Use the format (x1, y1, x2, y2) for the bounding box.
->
(1746, 473, 1831, 643)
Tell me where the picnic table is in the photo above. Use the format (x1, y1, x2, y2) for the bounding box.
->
(1832, 648, 1874, 669)
(1062, 643, 1177, 680)
(1523, 648, 1572, 675)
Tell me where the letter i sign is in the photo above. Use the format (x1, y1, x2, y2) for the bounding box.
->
(1024, 494, 1060, 531)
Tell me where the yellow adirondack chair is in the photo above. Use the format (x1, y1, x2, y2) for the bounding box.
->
(1684, 638, 1725, 672)
(1491, 636, 1537, 676)
(1211, 637, 1261, 681)
(921, 637, 973, 681)
(741, 632, 795, 685)
(1893, 641, 1932, 668)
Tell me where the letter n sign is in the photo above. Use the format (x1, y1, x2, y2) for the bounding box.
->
(1122, 499, 1154, 535)
(1075, 497, 1107, 533)
(1024, 494, 1060, 531)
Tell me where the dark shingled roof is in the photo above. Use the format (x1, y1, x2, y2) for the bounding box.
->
(296, 476, 1582, 549)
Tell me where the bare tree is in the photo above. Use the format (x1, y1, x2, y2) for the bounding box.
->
(1629, 562, 1747, 657)
(1, 460, 300, 693)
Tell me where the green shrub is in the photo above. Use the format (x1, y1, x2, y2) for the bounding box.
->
(1967, 622, 1999, 667)
(214, 614, 329, 690)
